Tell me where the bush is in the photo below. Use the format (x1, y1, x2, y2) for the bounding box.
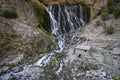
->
(104, 25, 114, 34)
(114, 8, 120, 18)
(101, 11, 109, 20)
(87, 62, 98, 70)
(113, 77, 120, 80)
(1, 9, 17, 19)
(108, 3, 116, 13)
(96, 20, 101, 26)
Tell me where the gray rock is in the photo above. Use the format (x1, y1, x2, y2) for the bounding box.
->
(76, 73, 85, 77)
(102, 72, 106, 77)
(104, 53, 114, 66)
(2, 66, 9, 72)
(76, 45, 91, 51)
(0, 73, 11, 80)
(12, 67, 19, 73)
(0, 69, 2, 74)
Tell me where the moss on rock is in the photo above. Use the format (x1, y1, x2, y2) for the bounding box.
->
(32, 1, 45, 28)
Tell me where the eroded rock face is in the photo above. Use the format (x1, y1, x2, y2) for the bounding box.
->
(39, 0, 108, 19)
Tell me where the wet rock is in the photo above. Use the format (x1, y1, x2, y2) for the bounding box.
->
(102, 72, 106, 77)
(12, 67, 19, 73)
(76, 72, 85, 77)
(0, 73, 11, 80)
(11, 65, 43, 79)
(0, 69, 2, 74)
(2, 66, 9, 73)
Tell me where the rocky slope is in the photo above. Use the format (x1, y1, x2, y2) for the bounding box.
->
(0, 0, 120, 80)
(64, 15, 120, 79)
(1, 15, 119, 80)
(0, 0, 55, 75)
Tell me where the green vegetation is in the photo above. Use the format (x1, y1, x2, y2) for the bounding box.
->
(50, 57, 60, 70)
(108, 2, 116, 13)
(101, 11, 109, 20)
(114, 8, 120, 18)
(108, 1, 120, 18)
(32, 31, 54, 52)
(96, 20, 101, 26)
(87, 62, 98, 70)
(104, 25, 114, 34)
(1, 9, 17, 19)
(113, 77, 120, 80)
(43, 57, 60, 75)
(33, 1, 45, 28)
(25, 52, 36, 58)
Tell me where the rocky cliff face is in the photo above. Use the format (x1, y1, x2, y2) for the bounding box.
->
(39, 0, 108, 19)
(0, 0, 55, 66)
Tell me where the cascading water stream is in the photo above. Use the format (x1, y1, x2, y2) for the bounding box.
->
(34, 4, 89, 75)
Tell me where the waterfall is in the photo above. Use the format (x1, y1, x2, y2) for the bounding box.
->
(34, 3, 90, 75)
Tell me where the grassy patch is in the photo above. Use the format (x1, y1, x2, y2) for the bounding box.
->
(25, 52, 36, 58)
(108, 1, 120, 19)
(87, 62, 98, 70)
(1, 9, 17, 19)
(108, 2, 116, 13)
(32, 30, 54, 52)
(104, 25, 114, 34)
(96, 20, 101, 26)
(36, 32, 54, 48)
(50, 57, 60, 71)
(101, 11, 109, 20)
(113, 77, 120, 80)
(114, 8, 120, 18)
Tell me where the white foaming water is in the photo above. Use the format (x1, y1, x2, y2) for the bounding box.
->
(34, 4, 86, 75)
(34, 52, 55, 67)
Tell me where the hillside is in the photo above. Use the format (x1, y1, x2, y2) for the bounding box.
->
(0, 0, 120, 80)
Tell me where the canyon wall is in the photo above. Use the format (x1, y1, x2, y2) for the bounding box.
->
(38, 0, 108, 19)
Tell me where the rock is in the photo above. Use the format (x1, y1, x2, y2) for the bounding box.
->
(76, 45, 91, 51)
(12, 67, 19, 73)
(75, 45, 91, 56)
(112, 48, 120, 55)
(2, 66, 9, 73)
(102, 72, 106, 77)
(104, 53, 114, 66)
(76, 73, 85, 77)
(11, 65, 43, 79)
(86, 71, 92, 77)
(0, 69, 2, 74)
(8, 54, 24, 65)
(0, 73, 11, 80)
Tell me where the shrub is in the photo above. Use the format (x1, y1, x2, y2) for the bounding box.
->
(1, 9, 17, 19)
(87, 62, 98, 70)
(101, 11, 109, 20)
(114, 8, 120, 18)
(113, 77, 120, 80)
(104, 25, 114, 34)
(96, 20, 101, 26)
(108, 3, 116, 13)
